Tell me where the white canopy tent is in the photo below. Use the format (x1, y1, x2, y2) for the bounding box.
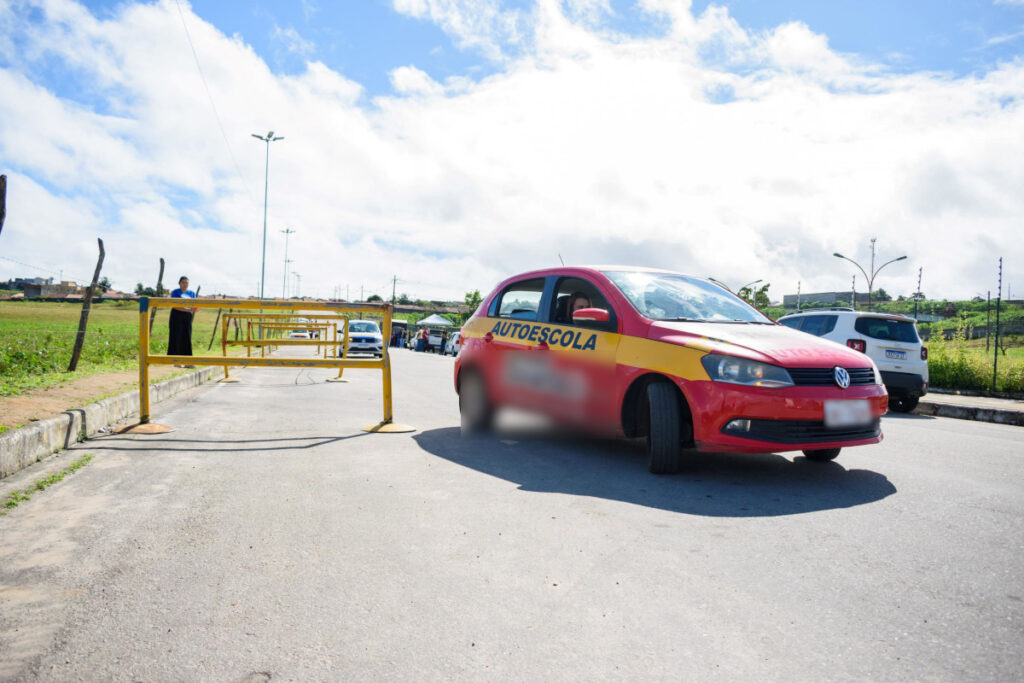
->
(415, 313, 454, 327)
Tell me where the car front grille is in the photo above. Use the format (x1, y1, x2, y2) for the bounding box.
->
(788, 367, 875, 386)
(724, 418, 881, 444)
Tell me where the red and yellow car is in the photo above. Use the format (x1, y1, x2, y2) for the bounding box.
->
(454, 267, 888, 474)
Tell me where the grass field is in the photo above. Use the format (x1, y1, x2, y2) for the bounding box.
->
(0, 300, 248, 397)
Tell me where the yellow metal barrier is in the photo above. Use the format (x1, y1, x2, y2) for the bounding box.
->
(220, 313, 349, 378)
(135, 298, 410, 433)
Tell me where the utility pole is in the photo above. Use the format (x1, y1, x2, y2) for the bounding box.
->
(280, 227, 295, 298)
(851, 275, 856, 309)
(392, 275, 397, 305)
(796, 281, 801, 312)
(993, 258, 1002, 391)
(293, 272, 301, 298)
(913, 267, 922, 320)
(360, 285, 364, 302)
(346, 285, 349, 301)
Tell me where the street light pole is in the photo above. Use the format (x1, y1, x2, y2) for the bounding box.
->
(833, 239, 907, 311)
(251, 131, 284, 300)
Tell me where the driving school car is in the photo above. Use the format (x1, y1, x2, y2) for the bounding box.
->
(454, 266, 888, 474)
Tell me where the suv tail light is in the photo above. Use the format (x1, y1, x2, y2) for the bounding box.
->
(921, 346, 928, 360)
(847, 339, 866, 353)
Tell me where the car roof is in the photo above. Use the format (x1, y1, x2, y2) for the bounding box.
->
(779, 310, 917, 322)
(496, 265, 707, 283)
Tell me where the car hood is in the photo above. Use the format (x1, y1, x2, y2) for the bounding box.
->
(648, 321, 872, 368)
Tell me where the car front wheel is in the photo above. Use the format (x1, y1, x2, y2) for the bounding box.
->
(646, 382, 683, 474)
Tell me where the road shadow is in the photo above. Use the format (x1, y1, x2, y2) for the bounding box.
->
(414, 427, 897, 518)
(82, 433, 371, 453)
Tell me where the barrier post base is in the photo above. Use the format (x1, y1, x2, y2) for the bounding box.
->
(326, 377, 350, 383)
(119, 423, 174, 434)
(217, 377, 241, 383)
(361, 421, 416, 433)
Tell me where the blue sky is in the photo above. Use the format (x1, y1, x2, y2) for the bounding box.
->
(61, 0, 1024, 100)
(1, 0, 1022, 299)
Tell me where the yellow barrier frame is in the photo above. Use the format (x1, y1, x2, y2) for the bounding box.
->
(220, 313, 351, 378)
(137, 298, 408, 432)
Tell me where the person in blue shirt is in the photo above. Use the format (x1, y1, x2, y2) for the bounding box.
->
(168, 276, 197, 363)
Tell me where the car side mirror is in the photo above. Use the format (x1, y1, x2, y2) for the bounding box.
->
(572, 307, 610, 323)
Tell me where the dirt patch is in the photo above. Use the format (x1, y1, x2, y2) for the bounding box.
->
(0, 366, 185, 429)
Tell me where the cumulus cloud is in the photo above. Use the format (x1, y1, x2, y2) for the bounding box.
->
(0, 0, 1021, 302)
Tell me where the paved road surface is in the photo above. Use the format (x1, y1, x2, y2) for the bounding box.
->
(1, 349, 1021, 680)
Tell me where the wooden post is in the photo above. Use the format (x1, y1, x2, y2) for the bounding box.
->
(0, 175, 7, 238)
(207, 308, 223, 350)
(148, 257, 164, 334)
(68, 238, 105, 371)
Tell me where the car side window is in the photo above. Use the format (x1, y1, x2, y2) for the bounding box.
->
(799, 315, 837, 337)
(495, 278, 545, 321)
(549, 276, 617, 331)
(779, 317, 803, 330)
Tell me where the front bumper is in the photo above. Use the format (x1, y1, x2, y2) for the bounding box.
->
(880, 371, 927, 399)
(681, 380, 888, 454)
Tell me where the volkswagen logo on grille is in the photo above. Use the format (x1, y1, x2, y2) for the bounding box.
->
(833, 366, 851, 389)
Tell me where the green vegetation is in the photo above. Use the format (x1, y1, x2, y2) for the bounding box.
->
(0, 301, 228, 396)
(1, 453, 93, 515)
(925, 316, 1024, 393)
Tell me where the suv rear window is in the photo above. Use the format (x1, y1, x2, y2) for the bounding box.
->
(854, 317, 919, 343)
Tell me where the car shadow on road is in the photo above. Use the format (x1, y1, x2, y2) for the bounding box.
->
(414, 427, 897, 518)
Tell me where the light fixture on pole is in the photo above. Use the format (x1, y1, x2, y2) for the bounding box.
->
(833, 238, 906, 310)
(251, 130, 284, 300)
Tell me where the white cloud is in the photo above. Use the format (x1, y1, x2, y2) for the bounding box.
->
(272, 25, 315, 58)
(0, 0, 1022, 302)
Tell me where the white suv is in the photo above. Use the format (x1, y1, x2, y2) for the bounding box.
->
(777, 309, 928, 412)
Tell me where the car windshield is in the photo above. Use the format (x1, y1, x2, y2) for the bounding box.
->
(349, 322, 380, 334)
(602, 270, 771, 323)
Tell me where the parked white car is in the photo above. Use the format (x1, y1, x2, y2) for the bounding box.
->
(777, 308, 928, 412)
(342, 320, 384, 357)
(443, 330, 461, 356)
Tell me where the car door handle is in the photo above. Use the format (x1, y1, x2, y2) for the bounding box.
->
(483, 333, 494, 343)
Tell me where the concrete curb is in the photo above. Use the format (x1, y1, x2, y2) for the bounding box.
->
(0, 367, 223, 479)
(914, 400, 1024, 427)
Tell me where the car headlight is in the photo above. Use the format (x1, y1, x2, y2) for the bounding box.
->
(700, 354, 794, 388)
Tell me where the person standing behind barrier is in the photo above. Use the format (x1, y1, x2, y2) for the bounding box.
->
(168, 276, 197, 366)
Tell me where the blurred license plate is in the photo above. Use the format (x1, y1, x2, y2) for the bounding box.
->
(824, 400, 872, 428)
(885, 349, 907, 360)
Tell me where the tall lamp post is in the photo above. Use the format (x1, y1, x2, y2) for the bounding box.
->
(251, 131, 284, 300)
(708, 277, 763, 303)
(833, 238, 906, 310)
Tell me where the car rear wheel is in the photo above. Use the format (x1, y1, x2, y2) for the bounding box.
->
(803, 448, 841, 462)
(646, 382, 683, 474)
(459, 370, 493, 435)
(888, 396, 919, 413)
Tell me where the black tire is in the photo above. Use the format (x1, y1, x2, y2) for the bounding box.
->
(889, 396, 919, 413)
(803, 448, 841, 462)
(646, 382, 683, 474)
(459, 370, 493, 435)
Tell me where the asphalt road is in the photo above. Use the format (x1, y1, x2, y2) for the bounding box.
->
(1, 348, 1022, 681)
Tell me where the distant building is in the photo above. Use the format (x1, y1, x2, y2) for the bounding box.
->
(782, 291, 869, 308)
(23, 280, 83, 299)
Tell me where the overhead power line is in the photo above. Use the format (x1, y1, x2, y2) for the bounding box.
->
(173, 0, 259, 208)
